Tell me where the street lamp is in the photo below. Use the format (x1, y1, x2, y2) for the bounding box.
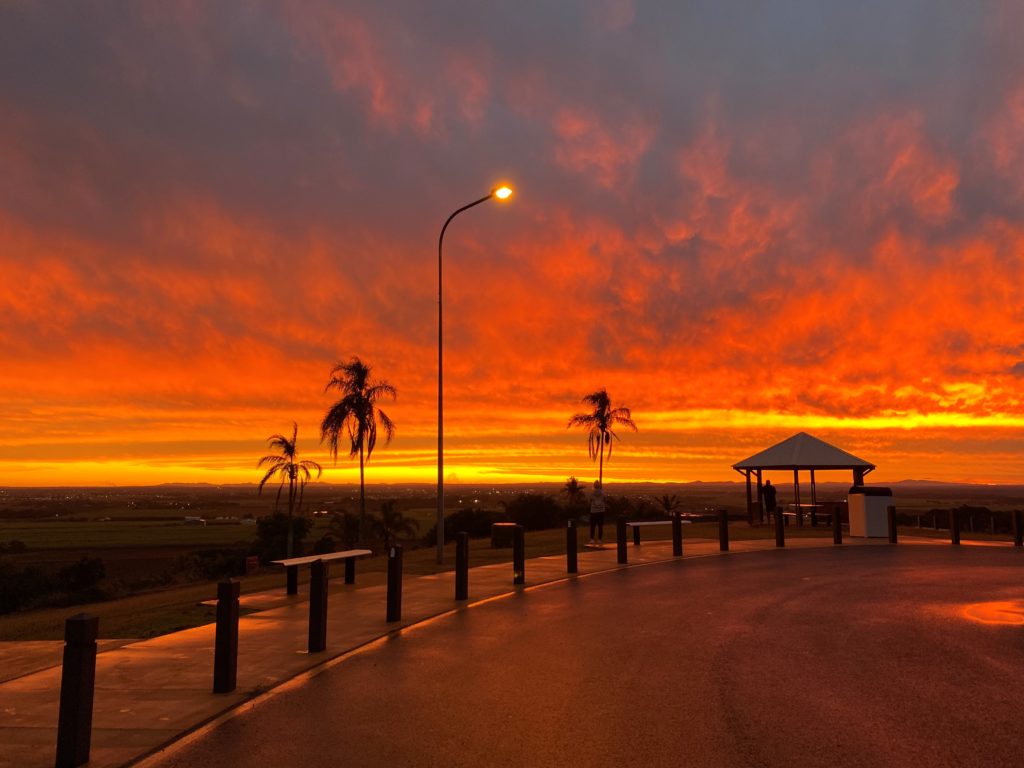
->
(436, 184, 514, 563)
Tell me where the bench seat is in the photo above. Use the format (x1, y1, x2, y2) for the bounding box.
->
(272, 549, 372, 594)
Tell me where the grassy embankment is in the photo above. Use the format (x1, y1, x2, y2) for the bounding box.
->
(6, 518, 1008, 642)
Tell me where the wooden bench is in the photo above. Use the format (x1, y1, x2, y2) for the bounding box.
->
(626, 519, 691, 545)
(781, 505, 834, 527)
(271, 549, 371, 595)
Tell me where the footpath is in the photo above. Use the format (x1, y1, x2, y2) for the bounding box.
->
(0, 533, 931, 768)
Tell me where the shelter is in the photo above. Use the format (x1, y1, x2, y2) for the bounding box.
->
(732, 432, 876, 524)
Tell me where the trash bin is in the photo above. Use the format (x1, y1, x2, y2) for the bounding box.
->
(847, 486, 892, 537)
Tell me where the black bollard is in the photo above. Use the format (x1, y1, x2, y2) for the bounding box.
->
(718, 509, 729, 552)
(832, 505, 842, 545)
(775, 507, 785, 548)
(344, 557, 356, 585)
(950, 508, 961, 546)
(455, 532, 469, 600)
(1015, 510, 1023, 548)
(616, 516, 628, 564)
(887, 505, 898, 544)
(387, 545, 403, 622)
(633, 524, 641, 546)
(213, 580, 240, 693)
(672, 511, 683, 557)
(566, 519, 578, 574)
(56, 614, 99, 768)
(513, 525, 525, 585)
(308, 559, 328, 653)
(286, 564, 298, 596)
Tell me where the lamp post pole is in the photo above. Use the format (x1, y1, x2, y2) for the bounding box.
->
(436, 187, 512, 564)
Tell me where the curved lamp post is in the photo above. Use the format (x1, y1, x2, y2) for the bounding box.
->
(436, 185, 513, 563)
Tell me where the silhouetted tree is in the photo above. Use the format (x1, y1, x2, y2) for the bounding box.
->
(563, 476, 587, 513)
(371, 500, 420, 549)
(656, 495, 681, 517)
(258, 423, 323, 558)
(320, 357, 396, 543)
(567, 389, 637, 486)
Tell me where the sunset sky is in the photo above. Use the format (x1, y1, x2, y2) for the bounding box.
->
(2, 1, 1024, 487)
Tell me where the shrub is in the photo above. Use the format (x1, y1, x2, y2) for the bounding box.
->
(503, 494, 567, 531)
(421, 507, 504, 545)
(58, 557, 106, 593)
(328, 511, 360, 549)
(254, 513, 312, 562)
(0, 560, 55, 613)
(176, 548, 246, 581)
(312, 534, 337, 554)
(0, 539, 27, 555)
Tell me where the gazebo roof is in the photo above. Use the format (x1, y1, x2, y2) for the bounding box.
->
(733, 432, 875, 472)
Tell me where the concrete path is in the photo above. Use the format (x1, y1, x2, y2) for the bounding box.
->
(0, 533, 995, 768)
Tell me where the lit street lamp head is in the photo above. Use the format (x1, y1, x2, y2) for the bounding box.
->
(493, 185, 513, 200)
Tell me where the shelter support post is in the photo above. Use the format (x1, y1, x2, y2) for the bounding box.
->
(810, 469, 818, 526)
(745, 470, 753, 525)
(756, 470, 764, 524)
(793, 469, 802, 526)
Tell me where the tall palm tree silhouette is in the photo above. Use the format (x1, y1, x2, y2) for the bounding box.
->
(320, 357, 396, 542)
(258, 423, 322, 558)
(567, 389, 637, 486)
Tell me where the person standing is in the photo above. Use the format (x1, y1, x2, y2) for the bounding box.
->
(589, 481, 605, 546)
(763, 479, 778, 521)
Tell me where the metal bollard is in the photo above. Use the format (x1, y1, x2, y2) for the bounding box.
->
(1014, 510, 1023, 548)
(455, 532, 469, 600)
(616, 516, 627, 564)
(633, 525, 641, 546)
(344, 557, 356, 585)
(775, 507, 785, 548)
(566, 519, 578, 574)
(832, 505, 842, 545)
(513, 525, 525, 585)
(949, 508, 961, 545)
(308, 559, 328, 653)
(56, 614, 99, 768)
(718, 509, 729, 552)
(213, 580, 240, 693)
(286, 564, 298, 596)
(672, 511, 683, 557)
(387, 545, 403, 622)
(887, 506, 898, 544)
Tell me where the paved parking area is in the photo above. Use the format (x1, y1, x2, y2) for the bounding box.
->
(145, 543, 1024, 768)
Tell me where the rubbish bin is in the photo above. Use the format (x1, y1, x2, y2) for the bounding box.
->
(847, 486, 892, 537)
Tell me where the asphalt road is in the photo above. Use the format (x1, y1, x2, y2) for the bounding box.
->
(152, 544, 1024, 767)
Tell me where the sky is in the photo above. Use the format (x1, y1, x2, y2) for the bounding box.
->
(2, 1, 1024, 487)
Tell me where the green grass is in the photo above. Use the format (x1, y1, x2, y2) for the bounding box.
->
(0, 520, 260, 549)
(0, 529, 570, 641)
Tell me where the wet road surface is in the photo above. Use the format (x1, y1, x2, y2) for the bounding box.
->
(150, 544, 1024, 767)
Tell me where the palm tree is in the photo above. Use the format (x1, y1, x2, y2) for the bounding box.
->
(372, 500, 420, 549)
(320, 357, 396, 542)
(567, 389, 637, 486)
(257, 423, 322, 558)
(563, 476, 587, 511)
(656, 494, 681, 517)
